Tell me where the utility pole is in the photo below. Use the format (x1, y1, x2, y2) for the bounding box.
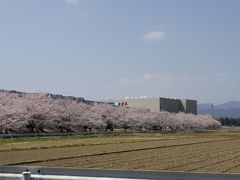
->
(211, 103, 214, 118)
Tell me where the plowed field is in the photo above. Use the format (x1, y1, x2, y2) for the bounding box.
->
(1, 129, 240, 173)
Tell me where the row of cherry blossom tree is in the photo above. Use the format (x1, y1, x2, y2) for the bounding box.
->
(0, 90, 221, 133)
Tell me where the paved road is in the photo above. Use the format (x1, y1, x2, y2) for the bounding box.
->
(1, 166, 240, 180)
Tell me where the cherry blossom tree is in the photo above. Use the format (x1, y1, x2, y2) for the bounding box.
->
(0, 90, 221, 133)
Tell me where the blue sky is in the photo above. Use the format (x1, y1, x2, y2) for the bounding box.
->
(0, 0, 239, 104)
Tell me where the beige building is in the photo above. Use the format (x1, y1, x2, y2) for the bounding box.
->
(116, 97, 197, 115)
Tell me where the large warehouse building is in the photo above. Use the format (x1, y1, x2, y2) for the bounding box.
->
(116, 97, 197, 115)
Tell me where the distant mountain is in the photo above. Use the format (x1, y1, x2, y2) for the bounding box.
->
(198, 103, 212, 110)
(198, 101, 240, 118)
(215, 101, 240, 109)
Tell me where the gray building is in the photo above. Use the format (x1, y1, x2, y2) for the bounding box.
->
(116, 97, 197, 115)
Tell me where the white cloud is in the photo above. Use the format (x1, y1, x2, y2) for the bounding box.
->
(116, 73, 202, 100)
(142, 74, 161, 81)
(119, 77, 129, 84)
(217, 72, 227, 78)
(143, 31, 167, 42)
(72, 11, 88, 18)
(79, 12, 88, 18)
(113, 72, 239, 104)
(65, 0, 79, 5)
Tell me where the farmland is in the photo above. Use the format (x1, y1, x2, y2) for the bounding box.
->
(1, 129, 240, 174)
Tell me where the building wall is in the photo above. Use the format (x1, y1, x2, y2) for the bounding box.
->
(117, 98, 160, 112)
(159, 98, 181, 113)
(116, 97, 197, 114)
(181, 99, 197, 114)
